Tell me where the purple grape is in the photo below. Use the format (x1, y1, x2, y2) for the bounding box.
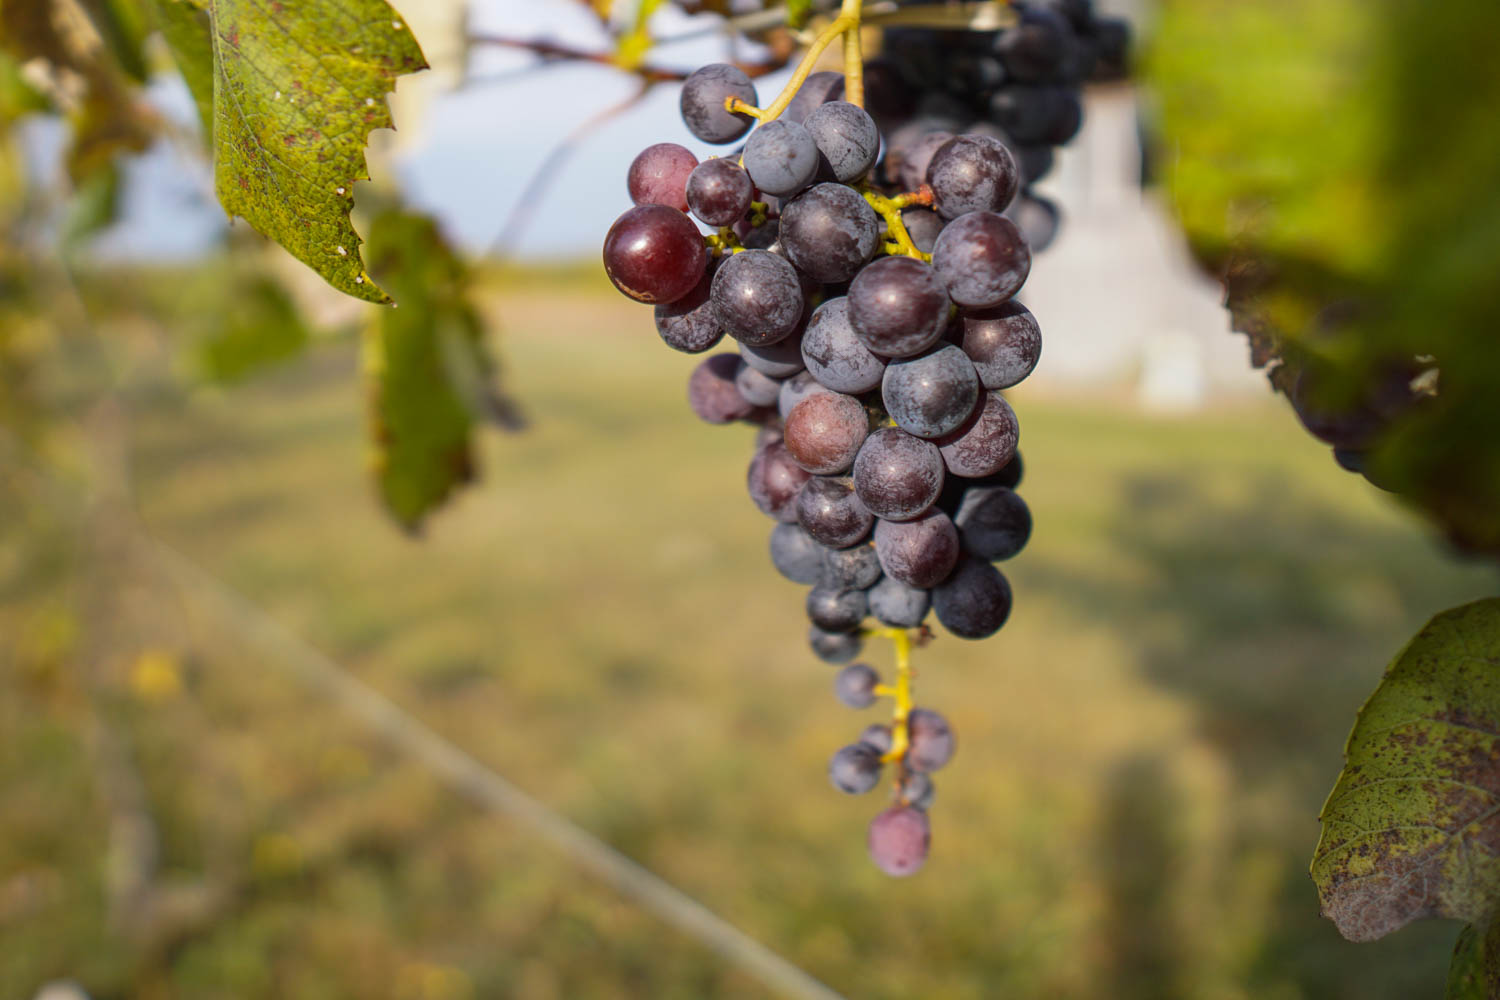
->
(1004, 193, 1061, 253)
(739, 217, 781, 252)
(994, 5, 1073, 82)
(926, 134, 1021, 219)
(822, 542, 883, 590)
(743, 119, 820, 197)
(603, 204, 708, 304)
(868, 575, 931, 628)
(905, 708, 955, 772)
(834, 662, 881, 708)
(1016, 144, 1055, 185)
(801, 297, 887, 394)
(780, 183, 880, 283)
(782, 70, 844, 125)
(874, 510, 961, 589)
(868, 806, 930, 876)
(810, 625, 863, 664)
(936, 391, 1019, 478)
(687, 354, 754, 424)
(882, 345, 982, 440)
(847, 257, 950, 359)
(739, 327, 806, 378)
(804, 101, 880, 182)
(710, 249, 804, 346)
(960, 301, 1041, 389)
(901, 207, 944, 254)
(897, 771, 935, 810)
(770, 522, 826, 584)
(895, 128, 955, 192)
(853, 427, 945, 521)
(628, 142, 698, 212)
(932, 556, 1013, 639)
(796, 476, 875, 549)
(932, 212, 1031, 308)
(987, 85, 1074, 145)
(806, 584, 869, 633)
(654, 264, 723, 353)
(686, 157, 754, 227)
(955, 487, 1032, 560)
(779, 369, 836, 420)
(860, 723, 894, 754)
(747, 441, 813, 522)
(830, 743, 883, 794)
(680, 64, 758, 144)
(784, 391, 869, 475)
(735, 361, 783, 407)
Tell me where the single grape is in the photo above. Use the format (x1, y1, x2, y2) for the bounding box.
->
(853, 426, 946, 521)
(986, 85, 1066, 145)
(931, 212, 1031, 308)
(895, 128, 955, 193)
(926, 135, 1021, 219)
(882, 345, 982, 440)
(804, 101, 880, 183)
(780, 183, 880, 283)
(905, 708, 955, 772)
(738, 326, 806, 378)
(1091, 17, 1132, 81)
(735, 361, 784, 407)
(801, 297, 887, 394)
(867, 575, 931, 628)
(1016, 143, 1055, 185)
(627, 142, 698, 212)
(654, 264, 723, 354)
(743, 119, 820, 197)
(874, 510, 961, 588)
(603, 204, 708, 304)
(782, 70, 845, 125)
(897, 770, 935, 810)
(747, 441, 813, 522)
(847, 257, 950, 359)
(932, 555, 1013, 639)
(784, 391, 870, 475)
(806, 584, 869, 633)
(770, 522, 826, 584)
(994, 5, 1074, 82)
(680, 64, 758, 144)
(710, 249, 805, 346)
(822, 542, 883, 590)
(868, 805, 930, 877)
(1004, 192, 1061, 254)
(960, 300, 1041, 389)
(936, 391, 1019, 477)
(779, 369, 836, 421)
(834, 662, 881, 709)
(797, 476, 875, 549)
(810, 625, 863, 664)
(830, 743, 883, 794)
(901, 207, 944, 254)
(686, 157, 754, 227)
(688, 354, 755, 424)
(955, 486, 1032, 560)
(860, 723, 894, 755)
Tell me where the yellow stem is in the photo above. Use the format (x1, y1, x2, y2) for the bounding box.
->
(841, 0, 865, 108)
(865, 627, 914, 763)
(724, 13, 855, 124)
(704, 227, 744, 256)
(862, 189, 930, 261)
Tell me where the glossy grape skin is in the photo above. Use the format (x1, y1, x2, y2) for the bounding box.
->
(937, 391, 1020, 478)
(778, 369, 836, 421)
(955, 486, 1032, 560)
(932, 212, 1031, 307)
(860, 723, 894, 755)
(797, 476, 875, 549)
(822, 542, 883, 590)
(834, 663, 881, 709)
(747, 441, 813, 522)
(686, 157, 754, 227)
(933, 555, 1013, 638)
(688, 354, 754, 424)
(654, 265, 723, 354)
(784, 391, 869, 475)
(867, 575, 931, 628)
(905, 708, 955, 772)
(830, 743, 883, 794)
(847, 257, 950, 359)
(853, 427, 946, 521)
(882, 345, 982, 440)
(806, 584, 869, 633)
(901, 207, 944, 254)
(874, 510, 961, 588)
(734, 361, 783, 407)
(780, 183, 880, 283)
(770, 522, 826, 584)
(926, 135, 1021, 219)
(1004, 192, 1061, 253)
(627, 143, 698, 212)
(897, 771, 935, 810)
(710, 249, 805, 346)
(801, 297, 887, 394)
(739, 329, 806, 379)
(743, 119, 821, 197)
(680, 64, 758, 143)
(868, 805, 930, 877)
(603, 205, 708, 304)
(810, 625, 863, 664)
(804, 101, 880, 182)
(960, 300, 1042, 388)
(782, 70, 844, 124)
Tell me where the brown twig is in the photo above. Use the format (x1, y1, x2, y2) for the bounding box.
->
(468, 34, 786, 83)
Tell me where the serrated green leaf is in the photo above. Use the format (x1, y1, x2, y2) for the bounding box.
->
(148, 0, 212, 138)
(201, 0, 426, 304)
(1312, 599, 1500, 943)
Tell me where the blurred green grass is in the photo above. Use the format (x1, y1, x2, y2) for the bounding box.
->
(1, 272, 1495, 999)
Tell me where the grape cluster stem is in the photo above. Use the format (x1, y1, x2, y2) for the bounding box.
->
(725, 0, 866, 124)
(866, 626, 915, 764)
(861, 186, 934, 261)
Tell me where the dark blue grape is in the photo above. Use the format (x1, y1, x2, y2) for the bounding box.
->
(994, 5, 1074, 82)
(710, 249, 804, 346)
(874, 509, 960, 588)
(847, 257, 950, 359)
(797, 476, 875, 548)
(830, 743, 883, 794)
(822, 542, 883, 590)
(739, 327, 805, 378)
(687, 353, 754, 424)
(810, 625, 862, 664)
(853, 427, 946, 521)
(770, 523, 826, 584)
(782, 70, 844, 125)
(834, 663, 881, 708)
(743, 119, 820, 197)
(932, 555, 1013, 639)
(687, 157, 754, 227)
(882, 345, 982, 439)
(868, 575, 931, 628)
(936, 391, 1019, 478)
(734, 361, 783, 407)
(806, 583, 868, 633)
(960, 300, 1041, 388)
(932, 212, 1031, 308)
(747, 441, 813, 522)
(655, 264, 723, 354)
(801, 297, 887, 394)
(905, 708, 955, 772)
(1004, 192, 1061, 253)
(680, 64, 758, 144)
(804, 101, 880, 182)
(926, 135, 1021, 219)
(780, 183, 880, 283)
(955, 487, 1032, 560)
(901, 207, 944, 254)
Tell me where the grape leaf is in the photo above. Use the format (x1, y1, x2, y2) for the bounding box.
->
(1312, 599, 1500, 943)
(148, 0, 213, 138)
(198, 0, 426, 304)
(1446, 921, 1491, 1000)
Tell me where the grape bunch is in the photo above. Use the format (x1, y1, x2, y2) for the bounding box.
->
(603, 51, 1039, 876)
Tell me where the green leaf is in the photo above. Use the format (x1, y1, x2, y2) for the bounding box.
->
(190, 272, 309, 384)
(60, 158, 119, 251)
(148, 0, 213, 139)
(201, 0, 426, 304)
(1312, 599, 1500, 943)
(1447, 922, 1487, 1000)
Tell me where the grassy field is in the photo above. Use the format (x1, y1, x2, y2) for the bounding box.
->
(2, 271, 1495, 999)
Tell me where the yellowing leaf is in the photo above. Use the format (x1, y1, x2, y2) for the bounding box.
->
(201, 0, 426, 304)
